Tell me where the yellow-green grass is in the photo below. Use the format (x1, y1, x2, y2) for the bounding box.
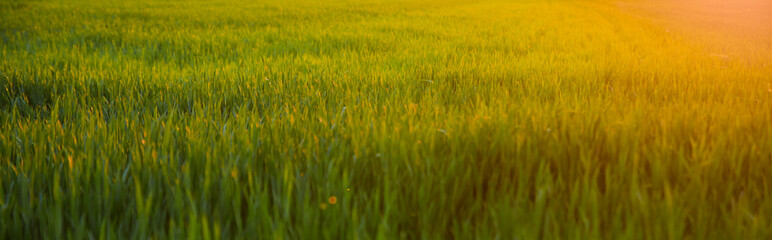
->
(1, 0, 771, 238)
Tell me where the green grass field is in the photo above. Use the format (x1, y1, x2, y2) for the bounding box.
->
(2, 0, 772, 238)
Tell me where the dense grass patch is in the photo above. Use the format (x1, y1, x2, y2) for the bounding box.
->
(2, 0, 772, 238)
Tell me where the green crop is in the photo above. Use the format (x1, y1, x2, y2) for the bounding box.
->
(1, 0, 771, 239)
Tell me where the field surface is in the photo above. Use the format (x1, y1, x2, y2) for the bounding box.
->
(2, 0, 772, 239)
